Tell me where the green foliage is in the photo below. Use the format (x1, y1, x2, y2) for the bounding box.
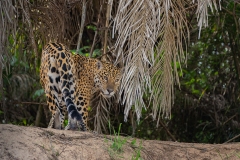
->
(131, 138, 137, 146)
(168, 1, 240, 143)
(1, 30, 43, 126)
(106, 123, 143, 159)
(106, 123, 127, 159)
(12, 118, 33, 126)
(195, 129, 214, 143)
(86, 25, 97, 31)
(64, 119, 68, 127)
(22, 119, 27, 126)
(236, 152, 240, 158)
(109, 123, 127, 153)
(32, 89, 45, 100)
(71, 46, 101, 58)
(131, 139, 143, 160)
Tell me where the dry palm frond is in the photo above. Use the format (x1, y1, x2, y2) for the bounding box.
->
(0, 0, 17, 84)
(193, 0, 221, 38)
(29, 0, 84, 45)
(9, 74, 35, 100)
(113, 0, 220, 125)
(91, 92, 113, 133)
(0, 0, 17, 122)
(151, 0, 189, 126)
(114, 0, 161, 121)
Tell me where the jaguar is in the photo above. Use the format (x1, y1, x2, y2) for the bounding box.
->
(40, 42, 122, 131)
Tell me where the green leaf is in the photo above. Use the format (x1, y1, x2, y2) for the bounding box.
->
(86, 25, 97, 31)
(32, 89, 45, 99)
(22, 119, 27, 126)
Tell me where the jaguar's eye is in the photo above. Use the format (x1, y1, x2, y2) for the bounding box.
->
(115, 78, 119, 82)
(104, 76, 108, 81)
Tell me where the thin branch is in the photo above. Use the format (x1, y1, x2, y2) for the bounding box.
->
(0, 101, 47, 106)
(222, 114, 237, 126)
(76, 0, 87, 53)
(222, 7, 234, 15)
(90, 4, 102, 57)
(224, 134, 240, 143)
(158, 119, 177, 142)
(102, 0, 112, 59)
(20, 102, 47, 105)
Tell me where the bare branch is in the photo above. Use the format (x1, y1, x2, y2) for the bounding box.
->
(102, 0, 113, 60)
(90, 4, 102, 57)
(76, 0, 87, 53)
(20, 0, 38, 69)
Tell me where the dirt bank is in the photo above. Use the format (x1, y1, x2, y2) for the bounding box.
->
(0, 124, 239, 160)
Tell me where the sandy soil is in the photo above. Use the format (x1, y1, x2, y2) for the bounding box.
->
(0, 124, 240, 160)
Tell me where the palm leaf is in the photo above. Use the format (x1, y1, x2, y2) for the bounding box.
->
(113, 0, 220, 125)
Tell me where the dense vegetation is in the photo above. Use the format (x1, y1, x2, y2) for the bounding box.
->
(1, 0, 240, 144)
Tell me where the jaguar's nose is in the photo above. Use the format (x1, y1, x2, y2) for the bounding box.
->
(107, 88, 114, 94)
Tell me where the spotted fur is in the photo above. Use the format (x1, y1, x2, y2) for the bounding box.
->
(40, 43, 122, 131)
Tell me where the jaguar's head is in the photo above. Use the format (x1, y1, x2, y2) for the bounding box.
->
(93, 61, 122, 98)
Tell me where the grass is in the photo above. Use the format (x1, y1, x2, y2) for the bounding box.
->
(106, 122, 143, 159)
(109, 123, 127, 153)
(131, 139, 143, 160)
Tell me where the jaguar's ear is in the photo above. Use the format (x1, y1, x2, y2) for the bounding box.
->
(96, 60, 103, 70)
